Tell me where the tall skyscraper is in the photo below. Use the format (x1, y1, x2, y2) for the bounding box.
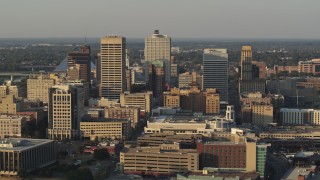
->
(99, 36, 126, 99)
(240, 46, 253, 80)
(144, 30, 171, 84)
(239, 46, 265, 94)
(47, 84, 84, 140)
(203, 48, 229, 103)
(67, 44, 91, 84)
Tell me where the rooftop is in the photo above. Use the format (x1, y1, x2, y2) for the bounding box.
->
(0, 138, 54, 152)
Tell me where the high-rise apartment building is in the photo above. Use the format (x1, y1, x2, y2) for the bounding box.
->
(27, 74, 55, 103)
(203, 49, 228, 102)
(99, 36, 126, 99)
(144, 30, 171, 84)
(47, 84, 84, 140)
(67, 45, 91, 84)
(239, 46, 266, 94)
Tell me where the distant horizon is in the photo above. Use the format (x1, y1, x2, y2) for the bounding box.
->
(1, 1, 320, 39)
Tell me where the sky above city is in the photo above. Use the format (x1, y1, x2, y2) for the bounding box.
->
(1, 0, 320, 39)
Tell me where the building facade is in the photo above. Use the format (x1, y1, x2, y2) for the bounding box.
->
(120, 147, 198, 175)
(0, 115, 26, 139)
(251, 103, 273, 125)
(280, 108, 320, 125)
(47, 84, 84, 140)
(99, 36, 126, 99)
(203, 49, 228, 102)
(144, 30, 171, 83)
(80, 119, 131, 140)
(120, 91, 153, 116)
(0, 139, 56, 176)
(105, 106, 140, 127)
(27, 74, 55, 103)
(67, 44, 91, 84)
(239, 46, 265, 94)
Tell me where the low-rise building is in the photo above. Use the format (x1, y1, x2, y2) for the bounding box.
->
(280, 108, 320, 125)
(120, 147, 198, 175)
(0, 138, 56, 176)
(105, 106, 140, 127)
(120, 91, 153, 117)
(0, 115, 26, 139)
(80, 118, 131, 140)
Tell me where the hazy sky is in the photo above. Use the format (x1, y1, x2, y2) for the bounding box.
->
(1, 0, 320, 39)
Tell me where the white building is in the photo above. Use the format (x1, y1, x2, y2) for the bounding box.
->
(280, 108, 320, 125)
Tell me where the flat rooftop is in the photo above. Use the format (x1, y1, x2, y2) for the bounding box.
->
(0, 138, 54, 152)
(149, 114, 226, 123)
(122, 147, 197, 154)
(281, 166, 316, 180)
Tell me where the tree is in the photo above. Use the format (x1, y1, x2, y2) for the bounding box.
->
(67, 167, 94, 180)
(93, 148, 110, 160)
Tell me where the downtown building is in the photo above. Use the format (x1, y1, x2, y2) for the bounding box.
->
(0, 115, 26, 139)
(99, 36, 126, 99)
(67, 44, 91, 84)
(144, 30, 171, 84)
(120, 91, 153, 117)
(27, 74, 55, 103)
(163, 86, 220, 114)
(239, 46, 265, 94)
(47, 84, 84, 140)
(203, 49, 228, 103)
(0, 138, 55, 176)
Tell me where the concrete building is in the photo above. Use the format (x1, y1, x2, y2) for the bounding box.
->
(203, 49, 228, 102)
(120, 147, 198, 175)
(47, 84, 84, 140)
(252, 61, 267, 79)
(178, 71, 203, 89)
(80, 119, 131, 140)
(239, 46, 265, 94)
(164, 87, 220, 114)
(0, 138, 55, 176)
(145, 116, 231, 135)
(0, 115, 26, 139)
(197, 141, 269, 177)
(99, 36, 126, 99)
(67, 44, 91, 85)
(0, 81, 18, 99)
(144, 30, 171, 83)
(252, 103, 273, 125)
(120, 91, 153, 116)
(150, 60, 166, 98)
(0, 94, 18, 115)
(280, 108, 320, 125)
(105, 106, 140, 127)
(137, 133, 202, 148)
(298, 59, 320, 75)
(27, 74, 55, 103)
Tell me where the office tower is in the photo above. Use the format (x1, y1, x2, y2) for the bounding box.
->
(67, 44, 91, 84)
(239, 46, 265, 94)
(144, 30, 171, 84)
(241, 46, 253, 80)
(203, 49, 228, 103)
(47, 84, 84, 140)
(151, 60, 165, 98)
(99, 36, 126, 99)
(27, 74, 55, 103)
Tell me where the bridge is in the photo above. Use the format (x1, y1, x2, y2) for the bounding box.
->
(0, 71, 34, 81)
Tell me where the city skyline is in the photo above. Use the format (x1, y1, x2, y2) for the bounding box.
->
(0, 0, 320, 39)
